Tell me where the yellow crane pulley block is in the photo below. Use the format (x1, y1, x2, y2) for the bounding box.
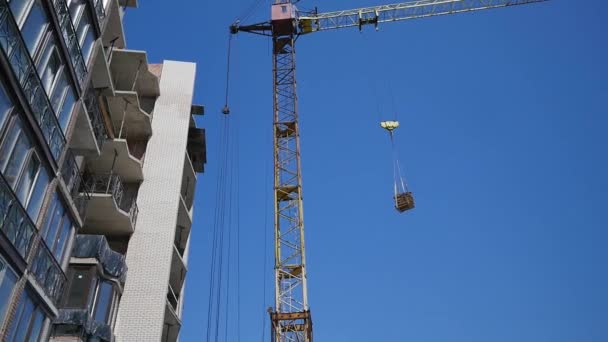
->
(380, 120, 399, 132)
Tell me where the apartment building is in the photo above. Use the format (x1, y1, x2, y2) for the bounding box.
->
(0, 0, 205, 341)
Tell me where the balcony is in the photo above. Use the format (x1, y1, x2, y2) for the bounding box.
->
(174, 224, 190, 261)
(61, 151, 90, 222)
(71, 234, 127, 283)
(81, 173, 138, 236)
(102, 0, 127, 50)
(163, 285, 182, 342)
(52, 0, 87, 85)
(110, 49, 159, 97)
(90, 38, 115, 95)
(70, 85, 109, 155)
(87, 138, 145, 183)
(52, 309, 113, 342)
(0, 3, 65, 160)
(181, 152, 196, 211)
(105, 91, 152, 140)
(0, 174, 36, 261)
(31, 240, 68, 306)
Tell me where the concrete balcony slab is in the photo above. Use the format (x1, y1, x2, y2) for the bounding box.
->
(87, 139, 143, 182)
(106, 91, 152, 139)
(102, 0, 127, 49)
(110, 49, 159, 97)
(81, 194, 134, 237)
(69, 102, 101, 155)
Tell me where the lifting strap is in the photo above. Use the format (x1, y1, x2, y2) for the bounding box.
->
(389, 131, 409, 197)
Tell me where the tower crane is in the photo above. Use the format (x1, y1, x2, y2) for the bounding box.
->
(229, 0, 547, 341)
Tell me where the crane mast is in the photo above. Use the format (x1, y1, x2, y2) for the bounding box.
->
(230, 0, 547, 341)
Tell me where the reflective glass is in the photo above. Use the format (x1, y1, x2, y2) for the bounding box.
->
(26, 166, 49, 222)
(8, 0, 32, 24)
(0, 261, 18, 327)
(39, 46, 61, 93)
(27, 309, 44, 342)
(0, 83, 12, 133)
(9, 293, 34, 341)
(20, 0, 49, 54)
(15, 155, 39, 205)
(0, 120, 30, 187)
(53, 217, 72, 261)
(58, 90, 75, 132)
(93, 281, 113, 323)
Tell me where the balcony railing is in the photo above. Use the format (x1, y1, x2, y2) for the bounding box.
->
(53, 0, 87, 85)
(91, 0, 106, 24)
(0, 174, 36, 259)
(167, 285, 179, 313)
(83, 173, 138, 227)
(83, 84, 108, 149)
(31, 239, 67, 305)
(62, 151, 90, 219)
(0, 2, 66, 160)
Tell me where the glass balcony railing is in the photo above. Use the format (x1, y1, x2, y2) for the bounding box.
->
(0, 2, 66, 160)
(0, 174, 36, 260)
(53, 0, 87, 85)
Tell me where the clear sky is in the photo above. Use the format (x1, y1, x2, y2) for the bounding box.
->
(124, 1, 607, 341)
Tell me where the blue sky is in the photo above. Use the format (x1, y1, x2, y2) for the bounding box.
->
(124, 1, 607, 341)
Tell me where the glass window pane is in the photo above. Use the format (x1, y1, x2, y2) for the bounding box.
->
(15, 155, 39, 205)
(8, 0, 32, 24)
(0, 264, 18, 327)
(82, 28, 96, 65)
(53, 216, 72, 262)
(26, 309, 45, 342)
(58, 90, 75, 132)
(20, 0, 49, 54)
(0, 83, 13, 132)
(9, 293, 34, 341)
(39, 46, 61, 94)
(93, 281, 113, 323)
(65, 268, 94, 308)
(0, 120, 31, 187)
(67, 0, 85, 27)
(26, 166, 49, 222)
(42, 194, 61, 247)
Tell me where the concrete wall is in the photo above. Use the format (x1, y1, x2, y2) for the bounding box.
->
(115, 61, 196, 341)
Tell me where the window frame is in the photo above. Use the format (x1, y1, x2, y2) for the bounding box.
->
(0, 115, 51, 223)
(62, 265, 97, 310)
(0, 256, 19, 328)
(41, 192, 75, 263)
(7, 288, 48, 342)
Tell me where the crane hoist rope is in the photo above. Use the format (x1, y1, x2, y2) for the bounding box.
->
(381, 121, 415, 213)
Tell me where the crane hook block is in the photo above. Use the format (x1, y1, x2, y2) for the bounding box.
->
(381, 120, 399, 132)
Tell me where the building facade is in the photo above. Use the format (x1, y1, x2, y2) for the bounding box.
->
(0, 0, 205, 341)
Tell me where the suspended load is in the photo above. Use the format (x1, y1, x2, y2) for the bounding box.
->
(381, 120, 415, 213)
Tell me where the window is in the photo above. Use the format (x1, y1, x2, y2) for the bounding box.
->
(38, 43, 62, 93)
(93, 281, 114, 323)
(68, 0, 96, 64)
(0, 117, 50, 223)
(0, 82, 13, 133)
(7, 290, 48, 342)
(64, 266, 95, 309)
(8, 0, 32, 25)
(20, 0, 49, 55)
(37, 37, 77, 133)
(42, 193, 74, 262)
(0, 257, 19, 327)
